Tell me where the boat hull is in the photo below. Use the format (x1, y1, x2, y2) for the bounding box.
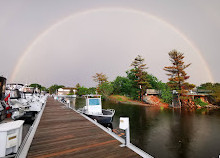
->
(83, 109, 114, 124)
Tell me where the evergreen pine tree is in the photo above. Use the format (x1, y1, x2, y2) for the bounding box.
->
(164, 50, 194, 92)
(131, 55, 151, 101)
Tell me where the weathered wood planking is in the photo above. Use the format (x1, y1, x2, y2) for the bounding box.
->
(27, 98, 140, 158)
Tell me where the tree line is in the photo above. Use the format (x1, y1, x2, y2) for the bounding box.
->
(29, 49, 220, 106)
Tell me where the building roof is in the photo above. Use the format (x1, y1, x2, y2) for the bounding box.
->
(61, 87, 76, 90)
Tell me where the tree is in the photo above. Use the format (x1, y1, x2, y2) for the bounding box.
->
(68, 88, 75, 95)
(87, 87, 96, 94)
(147, 74, 172, 104)
(48, 84, 64, 94)
(198, 82, 220, 105)
(75, 83, 81, 89)
(164, 50, 195, 107)
(126, 69, 140, 100)
(130, 55, 151, 101)
(198, 82, 213, 90)
(77, 86, 88, 96)
(29, 83, 41, 89)
(99, 82, 114, 99)
(93, 73, 108, 86)
(213, 84, 220, 105)
(29, 83, 48, 92)
(41, 86, 48, 92)
(76, 86, 96, 96)
(164, 50, 195, 92)
(112, 76, 136, 98)
(93, 72, 109, 94)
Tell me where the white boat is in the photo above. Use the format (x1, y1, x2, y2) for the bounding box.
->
(7, 85, 46, 121)
(80, 95, 115, 124)
(0, 77, 7, 122)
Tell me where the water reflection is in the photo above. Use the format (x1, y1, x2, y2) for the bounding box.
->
(68, 98, 220, 158)
(102, 100, 220, 158)
(168, 109, 194, 158)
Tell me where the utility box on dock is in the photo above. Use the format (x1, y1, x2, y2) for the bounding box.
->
(119, 117, 129, 130)
(0, 120, 24, 157)
(119, 117, 130, 146)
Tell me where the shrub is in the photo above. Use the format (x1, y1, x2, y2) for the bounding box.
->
(194, 98, 208, 106)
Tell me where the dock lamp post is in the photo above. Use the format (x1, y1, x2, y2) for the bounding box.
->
(119, 117, 130, 147)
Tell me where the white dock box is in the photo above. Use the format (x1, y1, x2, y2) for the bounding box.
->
(0, 120, 24, 157)
(119, 117, 129, 130)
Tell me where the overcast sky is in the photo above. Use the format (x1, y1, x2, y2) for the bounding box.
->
(0, 0, 219, 87)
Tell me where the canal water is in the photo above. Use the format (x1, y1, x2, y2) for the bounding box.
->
(69, 97, 220, 158)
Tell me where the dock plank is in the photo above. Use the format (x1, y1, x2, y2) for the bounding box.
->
(27, 98, 140, 158)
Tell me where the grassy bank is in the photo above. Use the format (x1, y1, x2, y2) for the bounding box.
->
(108, 95, 170, 108)
(108, 95, 151, 106)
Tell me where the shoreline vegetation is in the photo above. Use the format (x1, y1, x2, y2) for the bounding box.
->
(30, 53, 220, 109)
(107, 95, 220, 109)
(108, 95, 169, 108)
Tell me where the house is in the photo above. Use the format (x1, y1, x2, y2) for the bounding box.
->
(145, 89, 160, 95)
(57, 87, 77, 96)
(183, 89, 212, 103)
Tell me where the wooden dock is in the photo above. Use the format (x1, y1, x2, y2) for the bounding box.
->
(27, 98, 141, 158)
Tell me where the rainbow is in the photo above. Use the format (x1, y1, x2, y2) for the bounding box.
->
(9, 7, 214, 83)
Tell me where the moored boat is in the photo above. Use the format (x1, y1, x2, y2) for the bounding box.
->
(0, 76, 7, 122)
(80, 95, 115, 124)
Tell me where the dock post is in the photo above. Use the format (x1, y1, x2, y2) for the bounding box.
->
(125, 124, 130, 145)
(119, 117, 130, 146)
(67, 100, 70, 108)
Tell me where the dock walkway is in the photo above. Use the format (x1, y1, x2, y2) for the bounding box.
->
(27, 98, 140, 158)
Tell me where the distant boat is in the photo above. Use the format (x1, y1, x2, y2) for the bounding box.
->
(80, 95, 115, 124)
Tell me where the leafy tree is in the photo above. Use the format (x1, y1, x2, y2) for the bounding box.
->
(41, 86, 48, 92)
(112, 76, 138, 99)
(113, 76, 130, 94)
(29, 83, 48, 92)
(198, 82, 214, 90)
(130, 55, 151, 101)
(147, 74, 160, 89)
(99, 82, 114, 99)
(125, 69, 140, 100)
(75, 86, 96, 96)
(164, 50, 195, 92)
(75, 83, 81, 89)
(29, 83, 41, 89)
(147, 74, 172, 104)
(77, 86, 88, 96)
(49, 84, 64, 94)
(93, 73, 108, 86)
(213, 84, 220, 105)
(87, 87, 96, 94)
(198, 82, 220, 105)
(93, 72, 111, 95)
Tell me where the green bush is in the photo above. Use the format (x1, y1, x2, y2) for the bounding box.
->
(194, 98, 208, 106)
(148, 74, 172, 104)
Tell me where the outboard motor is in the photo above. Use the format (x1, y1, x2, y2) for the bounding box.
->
(0, 76, 7, 121)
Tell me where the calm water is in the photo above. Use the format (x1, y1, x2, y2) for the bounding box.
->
(69, 98, 220, 158)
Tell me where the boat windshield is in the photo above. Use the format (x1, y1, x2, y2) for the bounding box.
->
(10, 89, 21, 99)
(23, 87, 34, 93)
(89, 99, 100, 106)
